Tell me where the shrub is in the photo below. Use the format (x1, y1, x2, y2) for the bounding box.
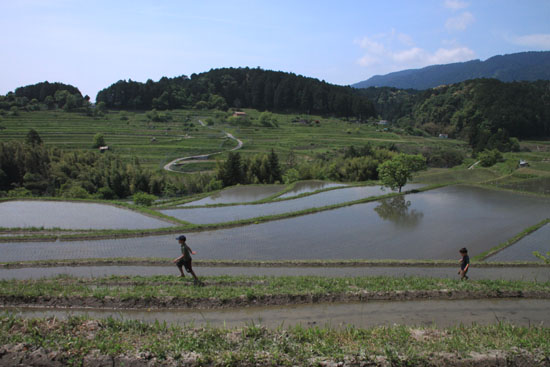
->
(133, 192, 157, 206)
(7, 187, 32, 197)
(478, 149, 503, 167)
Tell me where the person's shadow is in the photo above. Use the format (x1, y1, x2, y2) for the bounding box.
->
(374, 196, 423, 227)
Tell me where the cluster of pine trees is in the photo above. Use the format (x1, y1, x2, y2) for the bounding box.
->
(96, 67, 376, 119)
(217, 150, 282, 187)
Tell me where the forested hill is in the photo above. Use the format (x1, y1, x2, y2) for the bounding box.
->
(392, 79, 550, 151)
(14, 81, 83, 101)
(96, 67, 376, 119)
(353, 51, 550, 90)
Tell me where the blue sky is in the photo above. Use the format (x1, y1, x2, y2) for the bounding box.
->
(1, 0, 549, 100)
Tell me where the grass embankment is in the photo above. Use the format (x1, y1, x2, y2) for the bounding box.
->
(1, 275, 550, 309)
(0, 315, 549, 366)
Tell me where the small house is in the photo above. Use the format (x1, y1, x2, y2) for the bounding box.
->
(519, 159, 529, 168)
(377, 120, 388, 126)
(99, 146, 109, 153)
(232, 111, 247, 117)
(438, 133, 449, 139)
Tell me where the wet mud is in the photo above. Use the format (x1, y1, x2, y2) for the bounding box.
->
(2, 265, 550, 281)
(4, 298, 550, 329)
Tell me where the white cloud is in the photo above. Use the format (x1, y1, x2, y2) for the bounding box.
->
(445, 11, 474, 31)
(355, 31, 475, 72)
(429, 47, 475, 64)
(508, 33, 550, 49)
(444, 0, 469, 11)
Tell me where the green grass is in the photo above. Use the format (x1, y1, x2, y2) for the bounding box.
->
(1, 274, 549, 302)
(1, 315, 548, 366)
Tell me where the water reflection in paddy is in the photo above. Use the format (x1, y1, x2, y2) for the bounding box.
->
(3, 186, 549, 262)
(182, 185, 284, 206)
(163, 184, 423, 224)
(278, 181, 347, 199)
(0, 201, 175, 230)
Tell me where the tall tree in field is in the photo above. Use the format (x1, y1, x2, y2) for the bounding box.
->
(378, 154, 426, 192)
(25, 129, 42, 146)
(93, 133, 106, 148)
(268, 149, 282, 183)
(219, 152, 243, 187)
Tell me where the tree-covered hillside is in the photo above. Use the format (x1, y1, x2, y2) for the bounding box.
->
(406, 79, 550, 151)
(0, 81, 88, 112)
(96, 67, 376, 119)
(354, 51, 550, 90)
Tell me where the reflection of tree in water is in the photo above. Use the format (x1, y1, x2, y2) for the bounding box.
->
(374, 196, 423, 227)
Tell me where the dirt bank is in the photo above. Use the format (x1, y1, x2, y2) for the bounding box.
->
(0, 343, 548, 367)
(3, 289, 550, 310)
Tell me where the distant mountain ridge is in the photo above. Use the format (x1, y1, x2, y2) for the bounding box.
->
(353, 51, 550, 90)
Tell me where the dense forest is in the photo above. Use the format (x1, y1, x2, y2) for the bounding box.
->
(367, 79, 550, 151)
(95, 67, 376, 119)
(0, 81, 89, 112)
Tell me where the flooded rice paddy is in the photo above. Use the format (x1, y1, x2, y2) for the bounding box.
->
(4, 299, 550, 328)
(162, 183, 423, 224)
(181, 185, 284, 206)
(0, 200, 175, 230)
(2, 186, 549, 262)
(487, 224, 550, 262)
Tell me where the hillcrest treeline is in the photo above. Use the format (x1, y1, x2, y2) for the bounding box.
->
(96, 67, 376, 119)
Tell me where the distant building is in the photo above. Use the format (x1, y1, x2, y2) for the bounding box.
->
(438, 133, 449, 139)
(232, 111, 247, 117)
(99, 146, 109, 152)
(519, 159, 529, 168)
(377, 120, 388, 125)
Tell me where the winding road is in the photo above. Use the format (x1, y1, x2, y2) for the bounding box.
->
(163, 120, 243, 172)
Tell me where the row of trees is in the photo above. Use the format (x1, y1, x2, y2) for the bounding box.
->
(96, 68, 376, 119)
(214, 145, 427, 193)
(217, 150, 282, 187)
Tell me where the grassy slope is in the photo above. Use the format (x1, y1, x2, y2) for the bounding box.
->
(0, 110, 233, 169)
(1, 315, 549, 366)
(0, 108, 468, 169)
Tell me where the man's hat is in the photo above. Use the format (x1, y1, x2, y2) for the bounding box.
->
(176, 235, 186, 241)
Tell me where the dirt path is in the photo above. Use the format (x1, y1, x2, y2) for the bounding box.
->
(5, 298, 550, 329)
(2, 265, 550, 281)
(163, 120, 243, 172)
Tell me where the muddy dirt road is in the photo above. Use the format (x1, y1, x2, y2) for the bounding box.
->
(4, 298, 550, 329)
(2, 265, 550, 281)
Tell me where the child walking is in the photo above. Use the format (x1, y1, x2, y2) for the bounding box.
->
(458, 247, 470, 280)
(173, 235, 202, 286)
